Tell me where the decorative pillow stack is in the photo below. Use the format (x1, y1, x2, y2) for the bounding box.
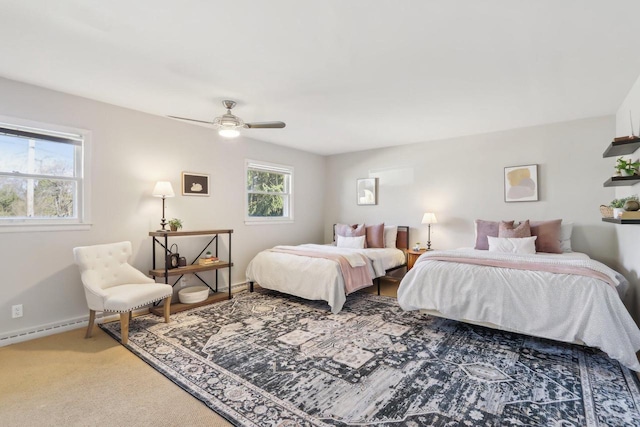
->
(335, 223, 387, 249)
(335, 223, 366, 248)
(475, 218, 571, 254)
(489, 220, 537, 254)
(474, 219, 514, 250)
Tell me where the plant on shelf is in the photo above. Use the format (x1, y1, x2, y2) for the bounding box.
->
(609, 195, 638, 208)
(168, 218, 183, 232)
(614, 157, 640, 177)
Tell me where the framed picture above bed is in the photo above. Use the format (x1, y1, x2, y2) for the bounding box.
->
(357, 178, 378, 205)
(182, 172, 210, 196)
(504, 164, 538, 202)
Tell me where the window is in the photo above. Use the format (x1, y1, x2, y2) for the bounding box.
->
(245, 159, 293, 223)
(0, 118, 90, 231)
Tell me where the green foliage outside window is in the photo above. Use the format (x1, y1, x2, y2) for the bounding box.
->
(0, 185, 21, 216)
(0, 178, 74, 217)
(247, 170, 286, 217)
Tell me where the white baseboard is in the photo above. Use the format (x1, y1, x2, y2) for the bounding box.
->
(0, 281, 250, 347)
(0, 315, 88, 347)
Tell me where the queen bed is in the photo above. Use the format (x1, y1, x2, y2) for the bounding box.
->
(397, 220, 640, 372)
(246, 225, 408, 313)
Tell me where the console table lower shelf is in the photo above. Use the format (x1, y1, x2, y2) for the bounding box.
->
(150, 292, 230, 316)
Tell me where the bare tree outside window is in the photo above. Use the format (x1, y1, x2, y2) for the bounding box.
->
(0, 124, 84, 223)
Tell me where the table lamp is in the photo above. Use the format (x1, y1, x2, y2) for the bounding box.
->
(152, 181, 175, 231)
(421, 212, 437, 250)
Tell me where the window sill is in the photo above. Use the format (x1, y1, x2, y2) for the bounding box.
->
(244, 219, 294, 226)
(0, 223, 93, 233)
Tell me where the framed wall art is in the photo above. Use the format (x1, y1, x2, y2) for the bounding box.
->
(357, 178, 378, 205)
(182, 172, 210, 196)
(504, 164, 538, 202)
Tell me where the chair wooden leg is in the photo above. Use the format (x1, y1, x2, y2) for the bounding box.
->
(85, 310, 96, 339)
(163, 296, 171, 323)
(120, 312, 130, 345)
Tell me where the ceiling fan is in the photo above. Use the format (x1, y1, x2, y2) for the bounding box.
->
(169, 100, 286, 138)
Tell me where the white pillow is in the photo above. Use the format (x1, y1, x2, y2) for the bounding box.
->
(384, 225, 398, 248)
(487, 236, 537, 254)
(559, 222, 573, 253)
(337, 235, 366, 249)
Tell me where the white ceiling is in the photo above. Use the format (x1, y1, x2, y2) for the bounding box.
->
(1, 1, 640, 155)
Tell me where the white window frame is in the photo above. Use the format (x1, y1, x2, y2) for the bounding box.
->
(244, 159, 294, 224)
(0, 115, 92, 233)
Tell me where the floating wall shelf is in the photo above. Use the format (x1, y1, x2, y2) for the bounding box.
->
(602, 176, 640, 187)
(602, 218, 640, 225)
(603, 137, 640, 158)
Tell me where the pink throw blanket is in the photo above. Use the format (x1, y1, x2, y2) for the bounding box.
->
(270, 248, 373, 294)
(416, 255, 617, 288)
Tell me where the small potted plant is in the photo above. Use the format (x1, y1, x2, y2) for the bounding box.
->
(168, 218, 183, 232)
(614, 157, 640, 177)
(609, 195, 639, 218)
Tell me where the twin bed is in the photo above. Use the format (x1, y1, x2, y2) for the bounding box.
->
(245, 221, 640, 372)
(246, 225, 409, 314)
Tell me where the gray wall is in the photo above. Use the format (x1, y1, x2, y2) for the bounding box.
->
(325, 116, 639, 323)
(3, 74, 637, 340)
(0, 77, 326, 338)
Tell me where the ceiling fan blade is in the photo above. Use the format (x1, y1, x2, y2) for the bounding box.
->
(245, 121, 286, 129)
(168, 115, 212, 125)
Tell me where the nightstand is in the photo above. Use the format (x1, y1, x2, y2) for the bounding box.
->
(406, 249, 429, 270)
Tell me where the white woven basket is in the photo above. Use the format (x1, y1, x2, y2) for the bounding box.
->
(178, 286, 209, 304)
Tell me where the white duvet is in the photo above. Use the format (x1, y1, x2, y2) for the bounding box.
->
(397, 249, 640, 372)
(246, 244, 406, 314)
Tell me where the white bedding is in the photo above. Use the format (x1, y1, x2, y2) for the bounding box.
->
(246, 244, 405, 314)
(397, 249, 640, 372)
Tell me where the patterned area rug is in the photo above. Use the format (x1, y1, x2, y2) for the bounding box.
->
(101, 290, 640, 426)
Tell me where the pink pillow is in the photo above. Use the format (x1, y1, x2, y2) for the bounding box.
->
(365, 223, 385, 248)
(529, 219, 562, 253)
(475, 220, 514, 250)
(499, 220, 531, 238)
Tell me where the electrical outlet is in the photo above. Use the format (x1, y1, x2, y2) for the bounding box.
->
(12, 304, 23, 318)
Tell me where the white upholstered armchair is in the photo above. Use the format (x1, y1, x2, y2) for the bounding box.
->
(73, 241, 172, 344)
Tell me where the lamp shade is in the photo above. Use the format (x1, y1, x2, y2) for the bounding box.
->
(152, 181, 175, 197)
(421, 212, 437, 224)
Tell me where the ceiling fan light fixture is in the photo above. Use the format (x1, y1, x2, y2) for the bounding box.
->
(169, 100, 285, 137)
(218, 128, 240, 138)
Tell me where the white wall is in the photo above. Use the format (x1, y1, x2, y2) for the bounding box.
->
(325, 116, 640, 323)
(614, 74, 640, 324)
(0, 77, 326, 339)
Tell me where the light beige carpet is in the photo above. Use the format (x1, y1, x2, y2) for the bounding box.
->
(0, 326, 232, 427)
(0, 280, 400, 427)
